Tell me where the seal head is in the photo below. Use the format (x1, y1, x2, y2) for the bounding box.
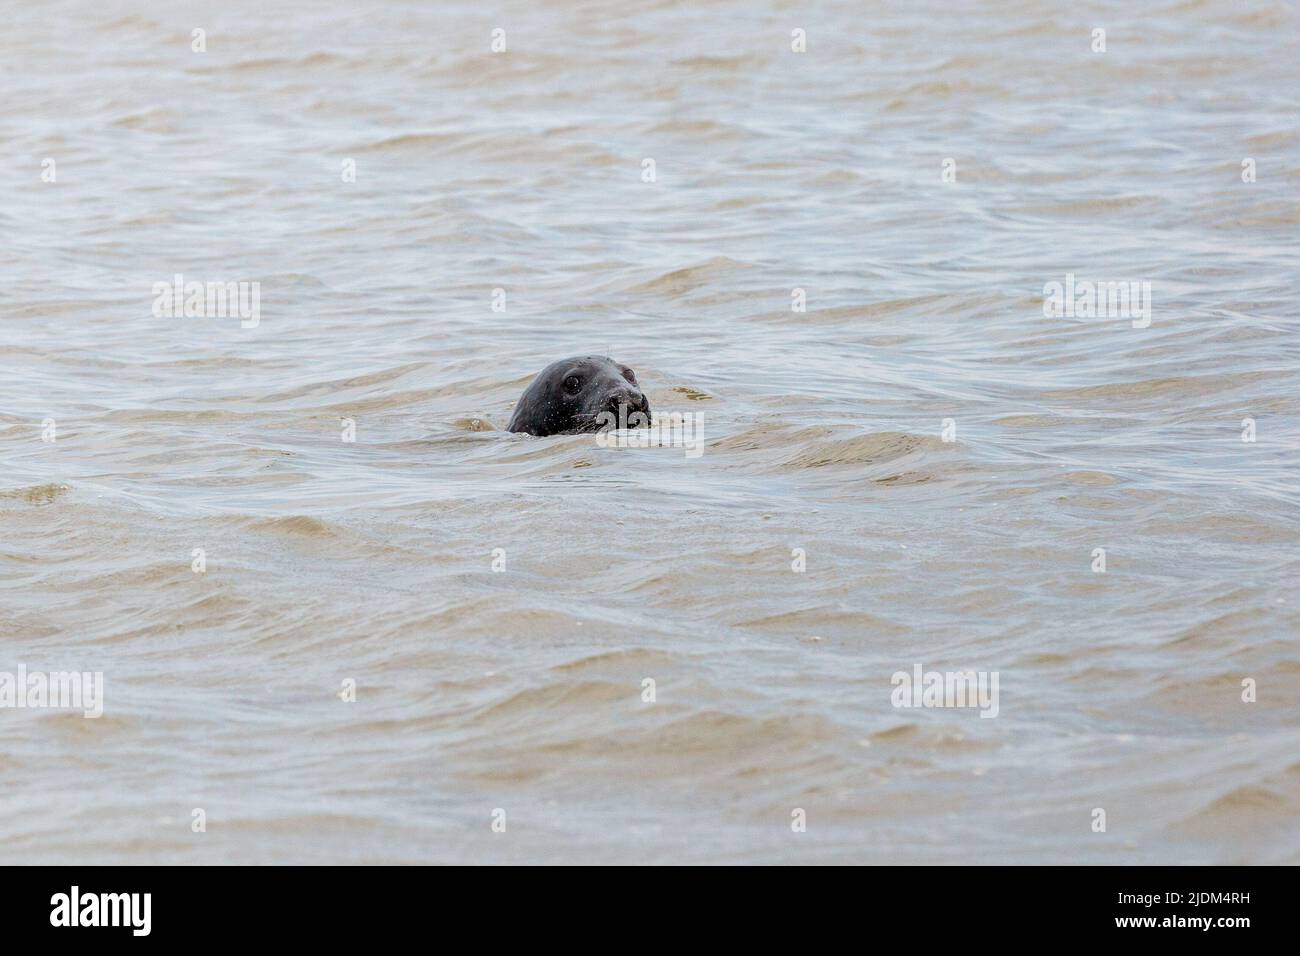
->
(507, 356, 651, 436)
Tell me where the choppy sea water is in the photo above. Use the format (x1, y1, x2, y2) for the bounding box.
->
(1, 0, 1298, 864)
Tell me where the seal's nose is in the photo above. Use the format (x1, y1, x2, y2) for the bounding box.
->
(605, 386, 644, 412)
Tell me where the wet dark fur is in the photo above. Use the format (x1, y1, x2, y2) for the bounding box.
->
(507, 356, 651, 436)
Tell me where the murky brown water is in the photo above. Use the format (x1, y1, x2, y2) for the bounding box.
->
(2, 0, 1298, 864)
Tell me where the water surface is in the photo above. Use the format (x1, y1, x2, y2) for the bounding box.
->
(2, 0, 1298, 863)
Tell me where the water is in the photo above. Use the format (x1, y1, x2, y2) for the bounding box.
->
(2, 0, 1298, 864)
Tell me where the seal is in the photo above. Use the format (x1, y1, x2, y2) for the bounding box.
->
(507, 356, 651, 436)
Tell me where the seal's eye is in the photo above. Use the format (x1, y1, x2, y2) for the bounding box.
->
(623, 369, 637, 385)
(563, 375, 582, 393)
